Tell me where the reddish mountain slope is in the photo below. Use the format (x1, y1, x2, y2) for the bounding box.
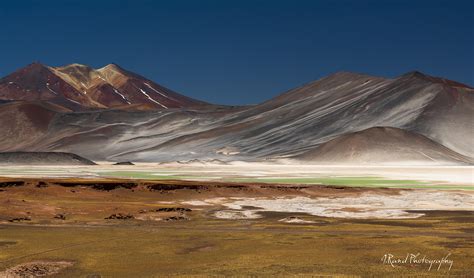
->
(0, 101, 63, 151)
(0, 63, 94, 111)
(0, 62, 207, 111)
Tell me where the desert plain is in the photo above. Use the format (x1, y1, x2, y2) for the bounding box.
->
(0, 163, 472, 277)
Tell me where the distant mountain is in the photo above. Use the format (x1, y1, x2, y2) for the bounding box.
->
(104, 70, 472, 161)
(0, 66, 472, 165)
(293, 127, 472, 165)
(0, 152, 95, 165)
(0, 62, 207, 111)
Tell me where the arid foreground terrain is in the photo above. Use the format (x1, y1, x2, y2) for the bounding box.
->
(0, 165, 472, 277)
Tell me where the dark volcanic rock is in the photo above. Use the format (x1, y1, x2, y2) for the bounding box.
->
(155, 207, 192, 212)
(105, 213, 134, 220)
(55, 182, 137, 191)
(8, 217, 31, 222)
(113, 161, 135, 165)
(164, 216, 189, 221)
(147, 184, 208, 191)
(36, 181, 48, 188)
(0, 181, 25, 188)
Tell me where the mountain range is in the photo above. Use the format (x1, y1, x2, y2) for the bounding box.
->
(0, 63, 472, 165)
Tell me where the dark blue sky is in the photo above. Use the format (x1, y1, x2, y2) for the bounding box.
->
(1, 0, 472, 105)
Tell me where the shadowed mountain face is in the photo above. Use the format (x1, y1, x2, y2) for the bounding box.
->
(0, 65, 472, 164)
(0, 152, 96, 165)
(0, 63, 207, 111)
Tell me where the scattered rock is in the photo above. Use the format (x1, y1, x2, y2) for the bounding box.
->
(90, 183, 137, 191)
(104, 213, 134, 220)
(0, 181, 25, 188)
(0, 261, 74, 277)
(214, 184, 246, 190)
(54, 213, 66, 220)
(36, 181, 48, 188)
(154, 207, 192, 212)
(147, 184, 208, 192)
(164, 216, 189, 221)
(58, 182, 137, 191)
(8, 217, 31, 222)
